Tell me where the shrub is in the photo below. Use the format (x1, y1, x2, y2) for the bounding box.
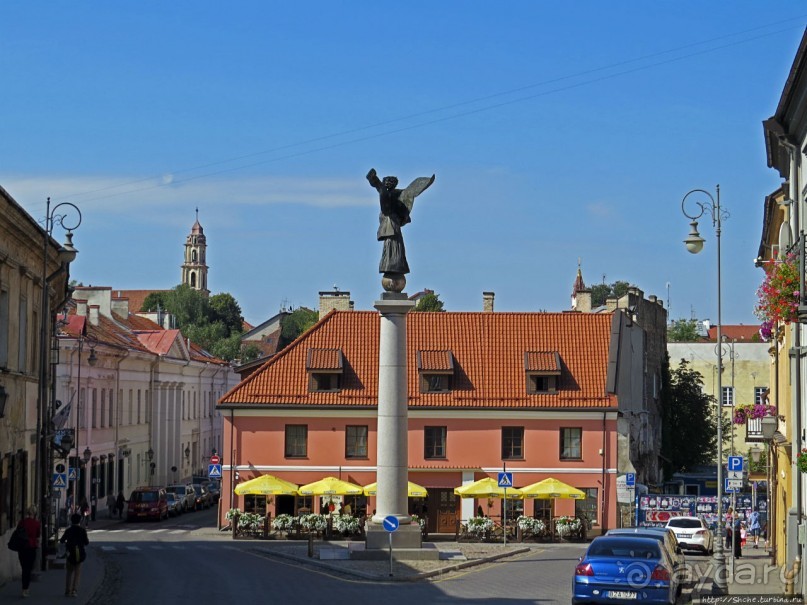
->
(555, 516, 582, 537)
(272, 514, 295, 531)
(333, 514, 361, 535)
(467, 516, 494, 536)
(516, 515, 546, 535)
(299, 514, 327, 532)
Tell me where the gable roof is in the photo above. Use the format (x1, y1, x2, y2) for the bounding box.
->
(220, 310, 615, 410)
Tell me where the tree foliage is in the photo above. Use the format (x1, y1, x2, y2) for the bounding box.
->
(279, 308, 319, 349)
(667, 319, 701, 342)
(661, 356, 729, 477)
(413, 292, 445, 312)
(591, 280, 630, 307)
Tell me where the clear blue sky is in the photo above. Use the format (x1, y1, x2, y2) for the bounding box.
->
(2, 2, 805, 326)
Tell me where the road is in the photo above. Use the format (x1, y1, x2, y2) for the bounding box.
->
(85, 511, 705, 604)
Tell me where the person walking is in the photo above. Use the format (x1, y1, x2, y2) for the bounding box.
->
(724, 507, 734, 548)
(106, 493, 116, 519)
(60, 513, 89, 598)
(78, 498, 90, 527)
(749, 507, 762, 548)
(733, 515, 743, 559)
(116, 491, 125, 519)
(16, 506, 41, 598)
(90, 493, 97, 522)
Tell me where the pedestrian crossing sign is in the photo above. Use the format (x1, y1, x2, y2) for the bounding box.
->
(52, 473, 67, 489)
(68, 468, 77, 480)
(498, 472, 513, 488)
(208, 464, 222, 478)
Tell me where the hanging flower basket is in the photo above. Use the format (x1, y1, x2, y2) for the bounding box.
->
(755, 253, 800, 326)
(797, 449, 807, 474)
(733, 403, 778, 425)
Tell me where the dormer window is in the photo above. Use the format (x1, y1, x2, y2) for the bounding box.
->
(417, 350, 454, 393)
(524, 351, 561, 394)
(306, 348, 344, 393)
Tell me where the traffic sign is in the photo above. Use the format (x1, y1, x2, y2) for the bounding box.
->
(728, 470, 743, 480)
(625, 473, 636, 487)
(725, 478, 741, 493)
(727, 456, 744, 472)
(210, 454, 220, 465)
(68, 468, 77, 480)
(52, 473, 67, 489)
(498, 472, 513, 488)
(382, 515, 400, 532)
(208, 464, 222, 478)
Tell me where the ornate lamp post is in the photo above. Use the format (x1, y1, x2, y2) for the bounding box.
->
(682, 185, 728, 593)
(37, 197, 80, 569)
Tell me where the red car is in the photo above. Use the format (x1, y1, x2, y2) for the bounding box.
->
(127, 487, 169, 521)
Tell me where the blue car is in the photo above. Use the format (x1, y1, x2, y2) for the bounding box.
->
(572, 536, 682, 604)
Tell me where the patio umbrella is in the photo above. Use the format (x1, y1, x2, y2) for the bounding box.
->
(453, 477, 523, 499)
(363, 481, 429, 498)
(519, 477, 585, 499)
(234, 474, 299, 496)
(297, 476, 364, 496)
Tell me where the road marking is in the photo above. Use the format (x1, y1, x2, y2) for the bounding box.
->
(107, 530, 125, 533)
(151, 529, 168, 533)
(100, 546, 116, 551)
(125, 546, 141, 551)
(169, 530, 186, 534)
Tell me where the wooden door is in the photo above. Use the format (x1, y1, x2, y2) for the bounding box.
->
(431, 488, 458, 533)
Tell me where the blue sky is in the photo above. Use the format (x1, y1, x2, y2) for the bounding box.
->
(2, 2, 805, 326)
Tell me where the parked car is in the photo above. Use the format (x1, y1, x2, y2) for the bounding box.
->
(206, 480, 221, 502)
(665, 516, 714, 555)
(606, 527, 687, 581)
(573, 536, 682, 605)
(166, 493, 183, 517)
(191, 484, 212, 510)
(165, 484, 196, 512)
(127, 487, 169, 521)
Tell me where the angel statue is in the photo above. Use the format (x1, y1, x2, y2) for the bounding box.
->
(367, 168, 435, 292)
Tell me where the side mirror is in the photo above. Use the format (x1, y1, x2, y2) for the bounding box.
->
(578, 556, 583, 562)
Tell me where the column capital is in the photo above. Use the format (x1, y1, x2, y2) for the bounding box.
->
(374, 297, 415, 315)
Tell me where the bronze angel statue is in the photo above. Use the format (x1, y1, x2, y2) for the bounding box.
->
(367, 168, 435, 290)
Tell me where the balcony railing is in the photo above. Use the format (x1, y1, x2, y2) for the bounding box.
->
(745, 417, 763, 442)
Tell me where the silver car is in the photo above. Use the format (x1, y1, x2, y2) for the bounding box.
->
(166, 492, 183, 517)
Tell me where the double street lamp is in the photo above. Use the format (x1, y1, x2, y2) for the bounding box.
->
(681, 185, 728, 594)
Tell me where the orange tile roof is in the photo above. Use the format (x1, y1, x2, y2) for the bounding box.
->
(706, 325, 761, 342)
(114, 289, 169, 313)
(306, 348, 343, 370)
(524, 351, 561, 372)
(135, 329, 182, 356)
(220, 311, 615, 410)
(417, 350, 454, 371)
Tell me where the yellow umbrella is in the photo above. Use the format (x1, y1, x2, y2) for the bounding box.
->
(520, 477, 585, 499)
(234, 474, 299, 496)
(297, 476, 364, 496)
(454, 477, 523, 499)
(363, 481, 428, 498)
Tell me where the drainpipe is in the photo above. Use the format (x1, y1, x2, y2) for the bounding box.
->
(601, 411, 608, 531)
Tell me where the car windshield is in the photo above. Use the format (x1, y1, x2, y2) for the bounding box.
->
(588, 539, 660, 559)
(668, 518, 702, 529)
(131, 491, 159, 502)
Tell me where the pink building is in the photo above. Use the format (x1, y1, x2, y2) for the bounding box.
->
(218, 308, 651, 535)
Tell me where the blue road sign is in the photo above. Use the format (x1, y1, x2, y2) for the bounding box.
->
(52, 473, 67, 489)
(208, 464, 222, 478)
(383, 515, 400, 532)
(68, 468, 77, 480)
(725, 478, 741, 494)
(728, 456, 744, 472)
(625, 473, 636, 487)
(498, 472, 513, 488)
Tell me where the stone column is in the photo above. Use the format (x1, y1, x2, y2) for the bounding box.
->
(372, 293, 415, 524)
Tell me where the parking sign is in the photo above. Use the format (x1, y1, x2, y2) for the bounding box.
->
(728, 456, 743, 472)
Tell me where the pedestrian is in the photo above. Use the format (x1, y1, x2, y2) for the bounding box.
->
(90, 493, 97, 522)
(733, 516, 743, 558)
(116, 491, 125, 519)
(749, 507, 762, 548)
(60, 513, 89, 598)
(725, 507, 734, 548)
(16, 506, 41, 598)
(79, 498, 90, 527)
(106, 493, 116, 519)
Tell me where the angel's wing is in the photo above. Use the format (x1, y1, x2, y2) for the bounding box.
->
(398, 174, 435, 213)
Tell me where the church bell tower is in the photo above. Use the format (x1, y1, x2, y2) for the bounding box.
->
(181, 209, 209, 296)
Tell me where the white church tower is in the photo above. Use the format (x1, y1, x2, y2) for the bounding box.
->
(181, 209, 209, 296)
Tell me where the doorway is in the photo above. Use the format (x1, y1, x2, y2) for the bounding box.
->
(429, 488, 458, 534)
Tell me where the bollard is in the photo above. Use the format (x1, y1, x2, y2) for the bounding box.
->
(308, 531, 314, 558)
(232, 513, 239, 540)
(263, 514, 270, 539)
(784, 556, 801, 596)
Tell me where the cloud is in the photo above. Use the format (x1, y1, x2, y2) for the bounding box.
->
(0, 173, 372, 218)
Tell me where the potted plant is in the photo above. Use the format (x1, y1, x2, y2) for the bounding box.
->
(755, 253, 800, 326)
(797, 449, 807, 474)
(555, 516, 581, 539)
(733, 403, 778, 425)
(516, 515, 546, 540)
(467, 515, 494, 538)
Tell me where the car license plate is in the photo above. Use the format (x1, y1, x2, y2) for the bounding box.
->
(679, 533, 691, 538)
(607, 590, 637, 599)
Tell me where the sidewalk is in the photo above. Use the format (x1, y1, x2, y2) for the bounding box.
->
(694, 543, 788, 602)
(0, 512, 124, 602)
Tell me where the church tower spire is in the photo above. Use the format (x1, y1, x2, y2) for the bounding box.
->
(571, 258, 586, 310)
(181, 208, 209, 296)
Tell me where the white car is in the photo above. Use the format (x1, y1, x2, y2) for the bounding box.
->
(665, 516, 714, 554)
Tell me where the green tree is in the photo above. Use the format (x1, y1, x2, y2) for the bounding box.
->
(661, 356, 728, 477)
(209, 292, 244, 334)
(166, 284, 211, 327)
(279, 308, 319, 349)
(591, 280, 631, 307)
(413, 292, 445, 312)
(141, 291, 170, 312)
(668, 319, 700, 342)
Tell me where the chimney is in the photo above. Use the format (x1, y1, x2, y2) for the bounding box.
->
(574, 290, 592, 313)
(111, 297, 129, 318)
(75, 299, 88, 317)
(482, 291, 495, 312)
(89, 304, 100, 326)
(319, 290, 352, 319)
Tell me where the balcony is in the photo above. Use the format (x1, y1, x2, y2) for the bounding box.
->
(745, 417, 763, 442)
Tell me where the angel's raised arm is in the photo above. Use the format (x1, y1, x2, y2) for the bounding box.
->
(366, 168, 382, 190)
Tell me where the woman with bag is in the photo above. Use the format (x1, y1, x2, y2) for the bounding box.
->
(16, 506, 41, 598)
(60, 513, 89, 597)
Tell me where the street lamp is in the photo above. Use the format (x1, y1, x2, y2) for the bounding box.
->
(682, 185, 728, 594)
(37, 197, 81, 570)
